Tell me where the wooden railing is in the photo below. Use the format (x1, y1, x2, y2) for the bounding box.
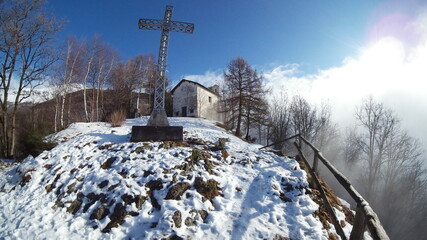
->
(260, 134, 390, 240)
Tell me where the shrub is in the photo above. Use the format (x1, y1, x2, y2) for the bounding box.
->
(108, 110, 126, 127)
(17, 129, 57, 161)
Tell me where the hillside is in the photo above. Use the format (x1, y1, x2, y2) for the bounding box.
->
(1, 117, 359, 239)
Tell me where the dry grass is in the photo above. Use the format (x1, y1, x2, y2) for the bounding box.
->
(108, 110, 126, 127)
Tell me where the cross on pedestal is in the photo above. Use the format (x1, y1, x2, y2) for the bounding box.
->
(138, 5, 194, 126)
(131, 5, 194, 142)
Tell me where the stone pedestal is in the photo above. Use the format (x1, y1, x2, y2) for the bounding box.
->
(147, 109, 169, 127)
(130, 126, 183, 142)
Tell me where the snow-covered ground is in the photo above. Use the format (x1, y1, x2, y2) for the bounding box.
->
(0, 117, 357, 239)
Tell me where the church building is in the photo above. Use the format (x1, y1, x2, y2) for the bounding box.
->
(171, 79, 223, 122)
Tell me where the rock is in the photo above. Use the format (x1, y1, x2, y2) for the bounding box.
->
(102, 203, 128, 233)
(194, 177, 221, 201)
(134, 146, 145, 154)
(107, 182, 120, 191)
(98, 143, 114, 150)
(134, 143, 151, 154)
(165, 182, 191, 200)
(143, 170, 155, 177)
(118, 169, 128, 178)
(135, 195, 146, 209)
(45, 184, 54, 193)
(101, 157, 116, 169)
(43, 164, 53, 169)
(146, 178, 163, 191)
(172, 210, 182, 228)
(108, 199, 116, 207)
(55, 184, 63, 195)
(172, 173, 178, 183)
(283, 183, 294, 192)
(150, 194, 161, 210)
(184, 217, 195, 226)
(121, 194, 134, 205)
(20, 174, 31, 186)
(98, 180, 109, 188)
(83, 200, 96, 213)
(198, 210, 208, 222)
(189, 209, 208, 223)
(66, 182, 77, 194)
(273, 234, 290, 240)
(186, 137, 207, 145)
(128, 211, 139, 216)
(86, 192, 107, 203)
(67, 199, 82, 214)
(190, 149, 211, 163)
(203, 159, 215, 174)
(279, 192, 292, 202)
(83, 193, 108, 213)
(221, 148, 229, 160)
(167, 234, 184, 240)
(144, 178, 162, 210)
(218, 138, 229, 146)
(89, 204, 110, 220)
(210, 138, 229, 151)
(54, 197, 64, 208)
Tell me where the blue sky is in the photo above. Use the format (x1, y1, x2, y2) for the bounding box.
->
(48, 0, 395, 81)
(48, 0, 427, 157)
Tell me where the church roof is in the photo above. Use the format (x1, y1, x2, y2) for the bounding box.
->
(171, 79, 221, 97)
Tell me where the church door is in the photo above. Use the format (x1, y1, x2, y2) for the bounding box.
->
(182, 107, 187, 117)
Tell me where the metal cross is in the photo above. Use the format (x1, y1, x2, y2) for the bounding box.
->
(138, 5, 194, 126)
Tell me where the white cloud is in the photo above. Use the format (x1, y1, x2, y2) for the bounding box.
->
(181, 70, 223, 87)
(180, 12, 427, 160)
(263, 64, 314, 96)
(263, 12, 427, 158)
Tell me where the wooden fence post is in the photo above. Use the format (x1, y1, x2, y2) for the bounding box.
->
(350, 203, 366, 240)
(313, 153, 319, 174)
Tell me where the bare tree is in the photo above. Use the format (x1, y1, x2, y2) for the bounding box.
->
(87, 36, 115, 122)
(351, 97, 398, 199)
(288, 95, 337, 149)
(343, 127, 361, 169)
(267, 92, 292, 149)
(343, 97, 427, 239)
(57, 36, 84, 129)
(81, 39, 96, 122)
(108, 54, 157, 116)
(266, 94, 337, 155)
(0, 0, 61, 157)
(223, 57, 267, 137)
(137, 54, 157, 115)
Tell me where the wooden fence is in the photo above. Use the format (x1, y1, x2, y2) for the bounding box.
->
(260, 134, 390, 240)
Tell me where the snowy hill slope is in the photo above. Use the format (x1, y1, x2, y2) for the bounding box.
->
(1, 117, 354, 239)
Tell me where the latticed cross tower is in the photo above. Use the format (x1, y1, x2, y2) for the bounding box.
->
(138, 5, 194, 126)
